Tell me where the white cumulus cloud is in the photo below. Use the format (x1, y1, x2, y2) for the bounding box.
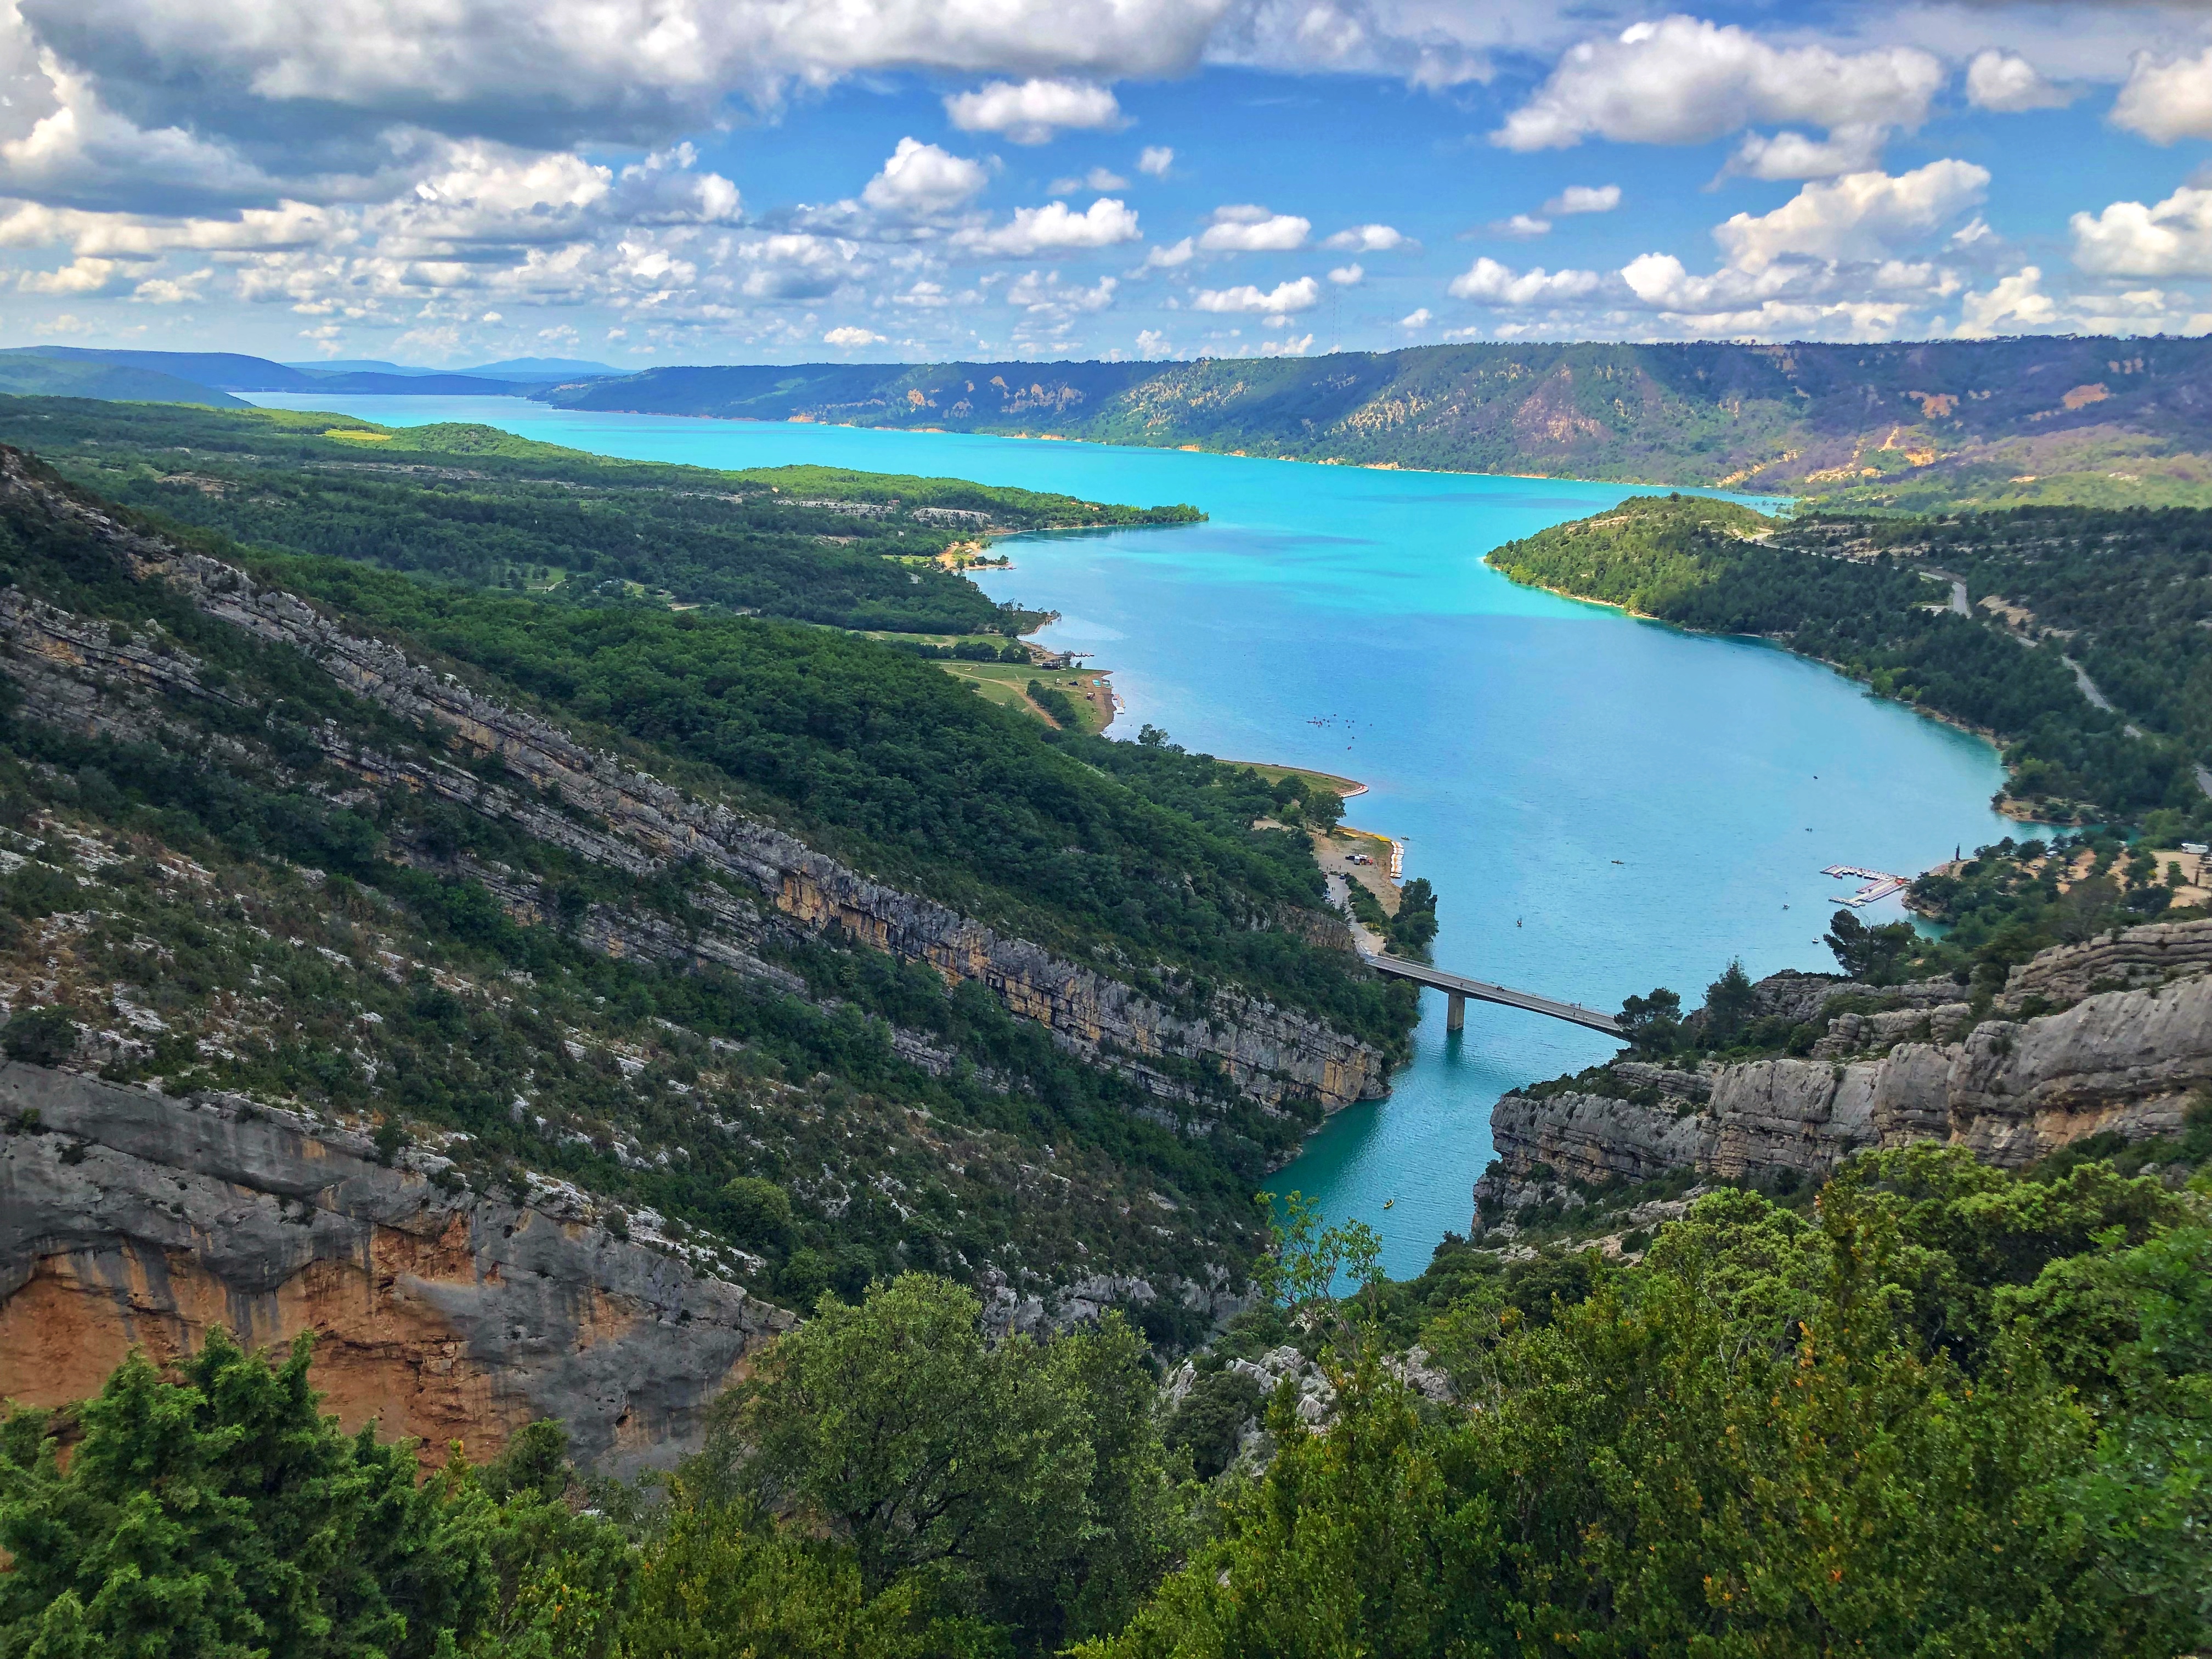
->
(16, 254, 119, 294)
(861, 137, 988, 218)
(1198, 204, 1311, 251)
(1327, 262, 1362, 284)
(1724, 124, 1887, 182)
(1007, 268, 1118, 314)
(1965, 50, 2072, 114)
(1321, 222, 1407, 251)
(823, 325, 885, 347)
(1955, 267, 2059, 337)
(1492, 213, 1551, 238)
(35, 0, 1221, 159)
(945, 78, 1123, 144)
(133, 267, 212, 303)
(1447, 256, 1601, 304)
(1543, 184, 1620, 215)
(1137, 145, 1175, 177)
(1493, 16, 1941, 153)
(1713, 160, 1989, 272)
(2112, 48, 2212, 144)
(957, 196, 1141, 255)
(2072, 185, 2212, 277)
(1192, 275, 1322, 314)
(1140, 236, 1195, 269)
(1049, 166, 1128, 194)
(1400, 306, 1431, 329)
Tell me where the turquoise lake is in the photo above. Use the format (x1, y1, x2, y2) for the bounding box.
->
(250, 393, 2018, 1277)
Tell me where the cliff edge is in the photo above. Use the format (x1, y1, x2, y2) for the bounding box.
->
(1478, 920, 2212, 1235)
(0, 1063, 792, 1473)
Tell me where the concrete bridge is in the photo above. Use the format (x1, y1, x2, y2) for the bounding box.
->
(1360, 951, 1624, 1037)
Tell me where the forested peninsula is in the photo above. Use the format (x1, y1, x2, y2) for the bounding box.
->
(0, 396, 1199, 635)
(1489, 492, 2212, 830)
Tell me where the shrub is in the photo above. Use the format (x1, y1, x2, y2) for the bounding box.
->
(1, 1005, 78, 1066)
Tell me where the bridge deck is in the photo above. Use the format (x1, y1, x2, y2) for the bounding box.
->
(1361, 952, 1623, 1036)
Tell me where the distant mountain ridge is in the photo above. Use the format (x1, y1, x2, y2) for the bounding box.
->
(0, 353, 247, 409)
(278, 356, 620, 381)
(10, 336, 2212, 510)
(0, 346, 528, 398)
(531, 337, 2212, 510)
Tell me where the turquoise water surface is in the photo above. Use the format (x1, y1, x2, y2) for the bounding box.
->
(249, 394, 2017, 1277)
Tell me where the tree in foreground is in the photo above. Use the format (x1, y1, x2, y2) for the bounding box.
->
(702, 1273, 1178, 1651)
(1083, 1148, 2212, 1659)
(0, 1329, 629, 1659)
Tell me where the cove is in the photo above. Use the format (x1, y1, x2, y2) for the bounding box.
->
(249, 393, 2019, 1278)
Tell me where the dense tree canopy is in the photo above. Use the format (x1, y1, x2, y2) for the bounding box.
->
(0, 396, 1196, 634)
(4, 1130, 2207, 1658)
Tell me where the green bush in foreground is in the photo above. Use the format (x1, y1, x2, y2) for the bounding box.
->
(0, 1330, 629, 1659)
(3, 1144, 2205, 1658)
(1086, 1148, 2212, 1659)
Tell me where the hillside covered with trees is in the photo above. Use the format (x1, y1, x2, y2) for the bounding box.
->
(1489, 494, 2212, 826)
(0, 439, 1404, 1325)
(533, 335, 2212, 511)
(0, 397, 1198, 636)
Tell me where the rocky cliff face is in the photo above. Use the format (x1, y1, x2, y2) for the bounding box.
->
(1481, 925, 2212, 1220)
(0, 1062, 791, 1473)
(0, 451, 1388, 1117)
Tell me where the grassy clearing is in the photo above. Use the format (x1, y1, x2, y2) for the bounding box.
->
(1216, 760, 1366, 797)
(940, 659, 1116, 734)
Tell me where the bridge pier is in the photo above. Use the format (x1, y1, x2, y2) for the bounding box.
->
(1359, 949, 1623, 1037)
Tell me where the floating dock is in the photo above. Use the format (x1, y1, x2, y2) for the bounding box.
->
(1823, 864, 1909, 906)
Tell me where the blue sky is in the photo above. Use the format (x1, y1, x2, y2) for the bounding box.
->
(3, 0, 2210, 365)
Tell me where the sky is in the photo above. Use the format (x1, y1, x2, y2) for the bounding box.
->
(3, 1, 2212, 366)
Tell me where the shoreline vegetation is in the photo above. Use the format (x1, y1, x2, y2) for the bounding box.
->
(1503, 557, 2051, 816)
(1487, 493, 2212, 839)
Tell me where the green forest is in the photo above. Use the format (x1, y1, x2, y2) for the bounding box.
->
(0, 440, 1407, 1321)
(7, 1133, 2207, 1656)
(0, 397, 1198, 635)
(1488, 494, 2212, 825)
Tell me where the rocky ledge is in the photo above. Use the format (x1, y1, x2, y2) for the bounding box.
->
(0, 1062, 792, 1472)
(1479, 923, 2212, 1224)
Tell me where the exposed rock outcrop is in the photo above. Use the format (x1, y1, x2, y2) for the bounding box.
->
(1996, 917, 2212, 1011)
(0, 1063, 792, 1472)
(1482, 964, 2212, 1218)
(0, 451, 1389, 1115)
(978, 1263, 1252, 1339)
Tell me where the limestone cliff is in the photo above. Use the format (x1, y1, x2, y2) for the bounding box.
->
(0, 1062, 792, 1472)
(1481, 924, 2212, 1222)
(0, 449, 1389, 1116)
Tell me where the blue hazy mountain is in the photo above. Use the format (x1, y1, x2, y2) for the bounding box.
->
(0, 346, 524, 398)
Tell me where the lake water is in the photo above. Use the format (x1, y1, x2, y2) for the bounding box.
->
(249, 393, 2017, 1277)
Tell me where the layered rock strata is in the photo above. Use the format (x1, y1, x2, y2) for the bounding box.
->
(1997, 917, 2212, 1010)
(0, 1062, 791, 1472)
(1482, 962, 2212, 1216)
(0, 452, 1388, 1114)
